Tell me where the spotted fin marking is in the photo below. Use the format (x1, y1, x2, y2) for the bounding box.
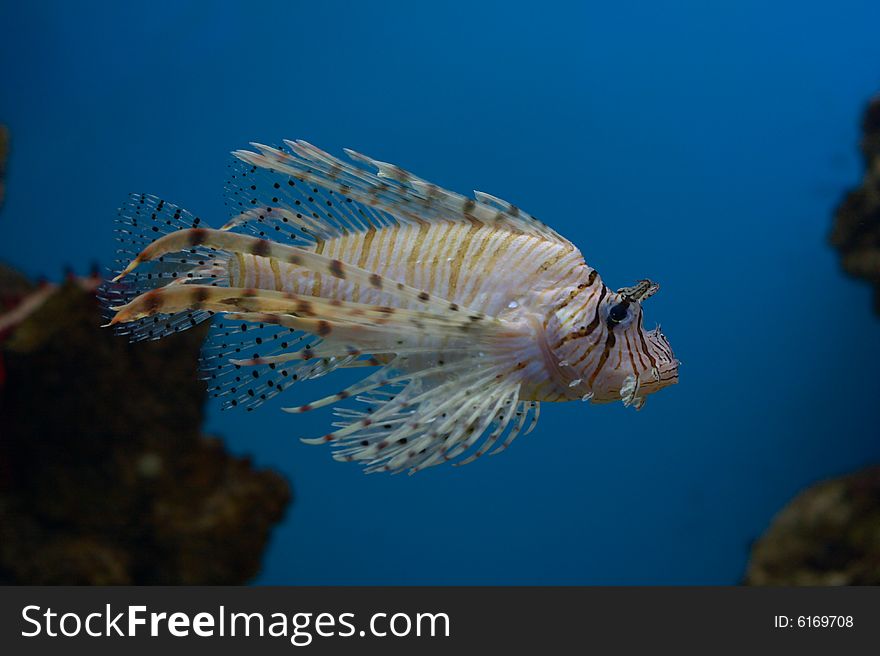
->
(211, 310, 489, 418)
(223, 155, 385, 243)
(107, 281, 517, 413)
(490, 400, 540, 456)
(227, 340, 473, 368)
(232, 141, 574, 246)
(454, 391, 520, 466)
(98, 193, 227, 341)
(108, 284, 513, 351)
(289, 353, 538, 474)
(200, 317, 308, 411)
(198, 316, 350, 411)
(399, 384, 521, 472)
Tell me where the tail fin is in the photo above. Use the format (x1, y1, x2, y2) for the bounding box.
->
(98, 193, 227, 342)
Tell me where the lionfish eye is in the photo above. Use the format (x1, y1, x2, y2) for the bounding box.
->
(608, 302, 630, 324)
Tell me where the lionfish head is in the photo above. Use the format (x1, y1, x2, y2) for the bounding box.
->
(549, 278, 679, 407)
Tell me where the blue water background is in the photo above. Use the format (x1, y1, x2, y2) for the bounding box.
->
(2, 1, 879, 584)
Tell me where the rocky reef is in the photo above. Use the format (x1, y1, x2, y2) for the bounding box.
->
(830, 96, 880, 313)
(745, 467, 880, 585)
(747, 97, 880, 586)
(0, 266, 291, 584)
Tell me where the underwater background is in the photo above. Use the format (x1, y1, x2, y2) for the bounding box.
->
(2, 0, 880, 584)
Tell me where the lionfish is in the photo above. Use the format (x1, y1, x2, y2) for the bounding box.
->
(102, 141, 679, 474)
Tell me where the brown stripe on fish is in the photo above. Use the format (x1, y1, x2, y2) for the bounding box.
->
(426, 221, 457, 294)
(548, 267, 597, 318)
(555, 284, 607, 347)
(234, 252, 246, 287)
(623, 330, 641, 372)
(557, 281, 602, 330)
(410, 222, 448, 289)
(461, 233, 538, 308)
(348, 231, 369, 301)
(366, 223, 394, 296)
(569, 333, 603, 368)
(466, 224, 494, 262)
(622, 331, 638, 372)
(410, 221, 432, 283)
(582, 284, 608, 336)
(564, 265, 597, 294)
(477, 231, 518, 283)
(636, 324, 659, 374)
(627, 317, 649, 372)
(447, 223, 482, 299)
(450, 230, 497, 303)
(357, 226, 376, 269)
(653, 334, 675, 362)
(252, 254, 262, 288)
(270, 256, 283, 291)
(311, 238, 325, 297)
(587, 331, 616, 387)
(537, 249, 569, 274)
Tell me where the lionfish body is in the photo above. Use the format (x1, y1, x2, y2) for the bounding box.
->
(103, 141, 678, 474)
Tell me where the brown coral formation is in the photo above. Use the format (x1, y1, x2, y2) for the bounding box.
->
(745, 467, 880, 585)
(830, 96, 880, 312)
(748, 97, 880, 586)
(0, 268, 291, 584)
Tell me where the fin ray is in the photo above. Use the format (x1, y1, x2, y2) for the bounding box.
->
(231, 141, 573, 246)
(98, 193, 224, 341)
(296, 353, 527, 474)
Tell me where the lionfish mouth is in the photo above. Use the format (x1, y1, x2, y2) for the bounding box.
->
(644, 326, 679, 389)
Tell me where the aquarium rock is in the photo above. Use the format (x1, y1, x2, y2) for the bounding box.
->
(0, 267, 291, 584)
(745, 466, 880, 585)
(830, 96, 880, 313)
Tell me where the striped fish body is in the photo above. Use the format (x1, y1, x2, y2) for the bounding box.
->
(228, 223, 599, 402)
(229, 224, 581, 316)
(103, 140, 679, 474)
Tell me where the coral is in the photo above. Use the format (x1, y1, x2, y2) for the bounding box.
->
(747, 96, 880, 586)
(745, 467, 880, 585)
(830, 97, 880, 313)
(0, 263, 33, 300)
(0, 267, 291, 584)
(750, 101, 880, 584)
